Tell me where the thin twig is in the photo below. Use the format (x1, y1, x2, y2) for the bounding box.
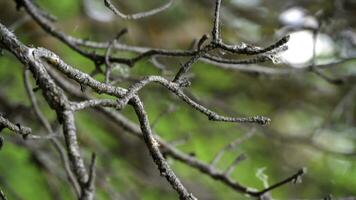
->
(255, 168, 306, 196)
(38, 50, 270, 125)
(104, 0, 174, 20)
(104, 29, 128, 83)
(224, 154, 246, 177)
(151, 105, 176, 129)
(83, 153, 96, 200)
(212, 0, 222, 42)
(0, 115, 31, 139)
(309, 27, 344, 85)
(0, 0, 318, 198)
(211, 128, 256, 166)
(0, 23, 93, 200)
(130, 97, 196, 200)
(53, 69, 306, 197)
(23, 69, 81, 197)
(0, 186, 7, 200)
(173, 45, 215, 83)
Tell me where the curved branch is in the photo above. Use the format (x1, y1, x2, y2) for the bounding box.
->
(32, 47, 270, 125)
(0, 115, 31, 138)
(23, 69, 81, 197)
(50, 68, 305, 198)
(104, 0, 174, 20)
(20, 0, 131, 66)
(130, 97, 196, 200)
(0, 186, 7, 200)
(0, 23, 93, 200)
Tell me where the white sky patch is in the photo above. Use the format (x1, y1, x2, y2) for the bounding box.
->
(281, 30, 335, 67)
(313, 131, 355, 154)
(231, 0, 261, 8)
(279, 7, 305, 27)
(279, 7, 318, 28)
(84, 0, 114, 22)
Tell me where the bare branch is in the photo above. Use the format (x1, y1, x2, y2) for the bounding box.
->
(173, 45, 215, 83)
(197, 34, 210, 50)
(151, 105, 176, 129)
(216, 35, 290, 55)
(0, 186, 7, 200)
(255, 168, 306, 196)
(23, 69, 81, 197)
(130, 97, 197, 200)
(119, 76, 271, 125)
(0, 114, 31, 139)
(0, 23, 93, 200)
(70, 99, 120, 111)
(84, 153, 97, 200)
(104, 29, 128, 83)
(19, 0, 291, 72)
(212, 0, 222, 42)
(37, 50, 270, 125)
(224, 154, 246, 177)
(104, 0, 174, 20)
(54, 71, 305, 198)
(20, 0, 131, 66)
(1, 0, 339, 198)
(211, 128, 256, 166)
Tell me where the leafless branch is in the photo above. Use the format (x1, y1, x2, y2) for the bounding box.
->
(0, 186, 7, 200)
(104, 28, 128, 83)
(254, 168, 306, 196)
(0, 23, 93, 200)
(0, 0, 340, 199)
(0, 114, 31, 139)
(49, 69, 303, 198)
(224, 154, 246, 177)
(212, 0, 222, 42)
(211, 128, 256, 166)
(104, 0, 174, 20)
(23, 69, 81, 197)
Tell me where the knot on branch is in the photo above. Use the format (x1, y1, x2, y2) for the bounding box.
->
(252, 116, 271, 125)
(177, 78, 191, 88)
(293, 167, 307, 184)
(160, 169, 168, 177)
(16, 123, 31, 139)
(197, 34, 210, 50)
(188, 193, 198, 200)
(115, 100, 125, 110)
(208, 113, 218, 120)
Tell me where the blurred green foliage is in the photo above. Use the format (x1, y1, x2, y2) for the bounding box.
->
(1, 0, 356, 199)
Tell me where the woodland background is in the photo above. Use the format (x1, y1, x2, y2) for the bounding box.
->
(0, 0, 356, 199)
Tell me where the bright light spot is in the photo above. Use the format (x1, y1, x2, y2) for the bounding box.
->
(327, 158, 351, 176)
(231, 0, 261, 8)
(256, 167, 269, 188)
(279, 7, 318, 28)
(281, 31, 313, 66)
(313, 131, 355, 154)
(281, 30, 335, 67)
(279, 7, 305, 26)
(84, 0, 114, 22)
(316, 34, 335, 56)
(303, 16, 318, 29)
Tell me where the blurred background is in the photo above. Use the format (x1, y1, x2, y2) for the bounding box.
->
(0, 0, 356, 199)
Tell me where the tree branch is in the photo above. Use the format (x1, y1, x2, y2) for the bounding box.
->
(104, 0, 174, 20)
